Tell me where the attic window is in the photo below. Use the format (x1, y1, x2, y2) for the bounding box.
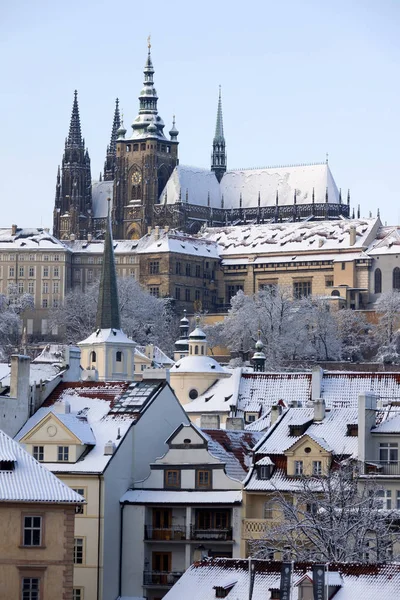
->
(214, 582, 237, 598)
(347, 424, 358, 437)
(0, 460, 15, 471)
(289, 422, 312, 437)
(270, 590, 280, 599)
(183, 438, 191, 444)
(258, 465, 272, 480)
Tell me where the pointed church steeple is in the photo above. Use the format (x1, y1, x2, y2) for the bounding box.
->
(67, 90, 83, 148)
(53, 90, 92, 240)
(104, 98, 121, 181)
(211, 86, 227, 183)
(96, 200, 121, 330)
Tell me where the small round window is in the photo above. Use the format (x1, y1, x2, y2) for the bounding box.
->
(304, 447, 312, 454)
(183, 438, 191, 444)
(189, 388, 198, 400)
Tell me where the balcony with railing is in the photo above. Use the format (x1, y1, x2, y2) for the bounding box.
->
(360, 461, 400, 476)
(144, 525, 233, 542)
(242, 518, 271, 540)
(143, 571, 183, 587)
(144, 526, 186, 541)
(190, 525, 232, 541)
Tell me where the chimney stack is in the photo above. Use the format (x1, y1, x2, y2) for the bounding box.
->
(226, 417, 245, 430)
(11, 224, 17, 236)
(349, 226, 356, 246)
(313, 398, 326, 422)
(10, 354, 30, 401)
(154, 226, 160, 240)
(87, 233, 92, 242)
(270, 404, 282, 426)
(200, 414, 220, 429)
(358, 392, 377, 463)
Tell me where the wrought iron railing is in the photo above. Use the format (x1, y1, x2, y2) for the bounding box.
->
(360, 461, 400, 476)
(143, 571, 183, 586)
(144, 526, 186, 541)
(190, 526, 233, 540)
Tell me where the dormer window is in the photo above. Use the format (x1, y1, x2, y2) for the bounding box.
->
(58, 446, 69, 462)
(33, 446, 44, 462)
(347, 424, 358, 437)
(259, 466, 272, 480)
(0, 460, 15, 471)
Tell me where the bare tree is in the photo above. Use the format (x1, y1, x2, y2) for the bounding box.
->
(0, 285, 34, 360)
(250, 461, 399, 563)
(335, 309, 372, 361)
(374, 291, 400, 363)
(50, 278, 178, 354)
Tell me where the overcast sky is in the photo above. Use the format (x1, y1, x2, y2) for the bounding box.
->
(1, 0, 399, 229)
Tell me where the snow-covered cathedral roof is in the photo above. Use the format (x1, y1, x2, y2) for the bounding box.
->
(159, 162, 340, 209)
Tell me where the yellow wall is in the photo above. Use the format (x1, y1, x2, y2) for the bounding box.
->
(0, 502, 75, 600)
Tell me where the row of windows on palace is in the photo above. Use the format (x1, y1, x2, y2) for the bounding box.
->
(373, 267, 400, 293)
(4, 266, 61, 278)
(148, 260, 217, 277)
(0, 253, 64, 262)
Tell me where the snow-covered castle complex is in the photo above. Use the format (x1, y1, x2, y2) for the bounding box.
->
(53, 41, 349, 242)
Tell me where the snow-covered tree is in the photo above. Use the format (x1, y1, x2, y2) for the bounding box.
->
(50, 278, 178, 354)
(335, 309, 371, 361)
(250, 461, 399, 563)
(374, 291, 400, 363)
(300, 297, 341, 361)
(0, 285, 34, 360)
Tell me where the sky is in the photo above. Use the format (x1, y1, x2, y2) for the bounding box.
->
(1, 0, 399, 229)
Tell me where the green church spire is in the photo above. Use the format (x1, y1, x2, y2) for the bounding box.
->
(95, 200, 121, 330)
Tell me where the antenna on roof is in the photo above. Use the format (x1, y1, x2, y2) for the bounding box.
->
(326, 152, 329, 164)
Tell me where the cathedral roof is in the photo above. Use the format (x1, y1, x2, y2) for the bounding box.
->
(159, 162, 341, 209)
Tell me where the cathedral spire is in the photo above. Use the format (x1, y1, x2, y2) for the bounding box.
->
(95, 200, 121, 330)
(130, 38, 166, 139)
(103, 98, 121, 181)
(67, 90, 83, 148)
(211, 86, 227, 183)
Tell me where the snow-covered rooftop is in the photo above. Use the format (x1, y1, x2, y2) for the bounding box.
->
(66, 238, 140, 254)
(78, 328, 136, 346)
(0, 227, 67, 251)
(160, 163, 341, 209)
(321, 372, 400, 408)
(170, 355, 229, 375)
(200, 219, 379, 256)
(254, 407, 358, 457)
(137, 228, 219, 259)
(366, 226, 400, 256)
(163, 559, 400, 600)
(0, 429, 83, 504)
(120, 490, 242, 504)
(185, 368, 241, 415)
(203, 429, 262, 482)
(0, 362, 62, 388)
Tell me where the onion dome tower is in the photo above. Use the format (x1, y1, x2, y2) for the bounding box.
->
(211, 86, 227, 183)
(174, 310, 190, 361)
(252, 332, 266, 372)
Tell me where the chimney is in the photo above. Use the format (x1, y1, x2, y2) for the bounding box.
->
(147, 226, 152, 235)
(270, 404, 282, 426)
(104, 440, 116, 455)
(200, 414, 220, 429)
(318, 238, 324, 248)
(70, 233, 76, 241)
(44, 227, 50, 233)
(358, 392, 377, 463)
(87, 233, 92, 242)
(11, 224, 17, 236)
(54, 400, 71, 414)
(226, 417, 245, 430)
(349, 226, 356, 246)
(313, 398, 326, 422)
(10, 354, 30, 401)
(62, 345, 81, 382)
(154, 226, 160, 240)
(165, 226, 169, 233)
(311, 366, 323, 401)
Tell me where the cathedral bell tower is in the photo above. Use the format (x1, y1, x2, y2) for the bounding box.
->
(53, 90, 92, 240)
(113, 38, 179, 240)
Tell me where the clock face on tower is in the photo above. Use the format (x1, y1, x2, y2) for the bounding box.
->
(131, 171, 142, 184)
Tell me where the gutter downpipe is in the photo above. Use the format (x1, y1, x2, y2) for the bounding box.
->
(97, 474, 102, 600)
(118, 502, 126, 598)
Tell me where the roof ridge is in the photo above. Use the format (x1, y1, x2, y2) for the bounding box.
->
(226, 161, 327, 172)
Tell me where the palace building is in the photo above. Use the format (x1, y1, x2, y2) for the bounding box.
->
(53, 41, 350, 242)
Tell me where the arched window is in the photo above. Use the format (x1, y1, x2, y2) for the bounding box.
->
(195, 345, 199, 355)
(393, 267, 400, 290)
(116, 351, 122, 362)
(131, 185, 141, 201)
(331, 290, 340, 297)
(201, 346, 204, 355)
(90, 351, 96, 363)
(374, 268, 382, 294)
(189, 346, 192, 355)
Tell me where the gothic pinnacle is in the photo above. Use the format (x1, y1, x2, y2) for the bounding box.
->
(67, 89, 83, 148)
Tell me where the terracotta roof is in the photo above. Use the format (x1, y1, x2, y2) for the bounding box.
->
(203, 429, 262, 481)
(43, 381, 130, 407)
